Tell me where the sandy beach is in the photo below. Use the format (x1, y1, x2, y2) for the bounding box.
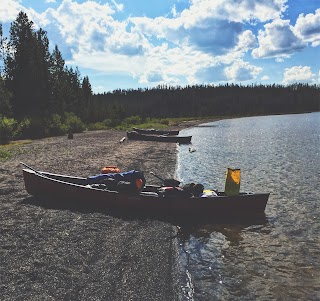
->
(0, 129, 183, 300)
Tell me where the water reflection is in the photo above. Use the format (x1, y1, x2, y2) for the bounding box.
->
(177, 215, 268, 243)
(177, 215, 270, 301)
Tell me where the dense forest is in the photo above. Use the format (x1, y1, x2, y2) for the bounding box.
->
(93, 83, 319, 120)
(0, 12, 319, 143)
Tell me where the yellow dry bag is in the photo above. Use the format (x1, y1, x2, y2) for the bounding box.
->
(225, 168, 241, 196)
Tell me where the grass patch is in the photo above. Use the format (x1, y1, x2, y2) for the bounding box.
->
(115, 121, 169, 131)
(88, 116, 221, 132)
(0, 140, 32, 161)
(0, 149, 12, 160)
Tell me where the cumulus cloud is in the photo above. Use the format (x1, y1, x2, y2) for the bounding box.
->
(140, 71, 163, 83)
(234, 30, 257, 52)
(252, 19, 305, 59)
(135, 45, 217, 86)
(194, 65, 227, 83)
(5, 0, 310, 89)
(0, 0, 23, 23)
(186, 19, 243, 55)
(294, 9, 320, 47)
(131, 0, 287, 56)
(183, 0, 287, 24)
(224, 60, 262, 81)
(34, 0, 148, 57)
(111, 0, 123, 12)
(48, 0, 286, 85)
(282, 66, 317, 85)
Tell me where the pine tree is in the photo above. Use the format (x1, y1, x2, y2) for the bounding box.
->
(82, 75, 93, 122)
(0, 24, 12, 116)
(6, 11, 50, 119)
(49, 44, 66, 114)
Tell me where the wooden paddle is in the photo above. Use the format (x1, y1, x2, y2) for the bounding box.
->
(149, 172, 181, 187)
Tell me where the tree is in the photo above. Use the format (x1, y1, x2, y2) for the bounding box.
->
(6, 11, 50, 119)
(49, 45, 66, 114)
(82, 75, 93, 121)
(0, 24, 12, 116)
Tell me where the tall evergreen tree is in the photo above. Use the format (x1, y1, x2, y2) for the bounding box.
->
(6, 11, 50, 119)
(82, 75, 92, 121)
(49, 44, 66, 114)
(64, 66, 83, 116)
(0, 24, 12, 116)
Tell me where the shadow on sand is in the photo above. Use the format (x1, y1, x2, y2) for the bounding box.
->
(21, 195, 268, 240)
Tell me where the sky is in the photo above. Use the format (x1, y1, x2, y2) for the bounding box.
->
(1, 0, 320, 93)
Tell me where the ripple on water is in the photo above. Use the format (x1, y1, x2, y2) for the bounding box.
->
(177, 113, 320, 300)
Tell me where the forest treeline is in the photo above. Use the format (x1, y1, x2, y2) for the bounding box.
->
(0, 12, 319, 143)
(93, 82, 319, 120)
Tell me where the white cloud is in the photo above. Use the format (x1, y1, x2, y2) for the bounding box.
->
(183, 0, 287, 24)
(0, 0, 23, 23)
(55, 0, 284, 86)
(261, 75, 270, 81)
(235, 30, 257, 52)
(111, 0, 123, 12)
(4, 0, 308, 89)
(282, 66, 317, 85)
(45, 0, 56, 3)
(224, 60, 262, 81)
(252, 19, 305, 59)
(33, 0, 149, 57)
(131, 0, 288, 56)
(294, 9, 320, 47)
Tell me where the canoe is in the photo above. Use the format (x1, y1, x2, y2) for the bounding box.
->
(22, 166, 269, 218)
(127, 131, 192, 144)
(132, 127, 180, 135)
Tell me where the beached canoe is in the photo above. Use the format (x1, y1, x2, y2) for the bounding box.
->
(127, 131, 192, 144)
(22, 166, 269, 218)
(132, 127, 180, 135)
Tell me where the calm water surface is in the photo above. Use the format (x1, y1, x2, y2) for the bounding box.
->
(176, 112, 320, 301)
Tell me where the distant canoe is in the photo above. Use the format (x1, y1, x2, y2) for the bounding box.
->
(132, 127, 180, 135)
(127, 131, 192, 144)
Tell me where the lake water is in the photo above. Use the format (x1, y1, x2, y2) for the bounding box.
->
(176, 112, 320, 301)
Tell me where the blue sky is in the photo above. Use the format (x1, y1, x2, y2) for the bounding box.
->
(1, 0, 319, 93)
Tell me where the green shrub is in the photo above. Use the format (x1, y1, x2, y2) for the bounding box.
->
(105, 118, 121, 127)
(0, 116, 17, 144)
(45, 114, 68, 136)
(123, 115, 142, 125)
(159, 118, 170, 125)
(102, 119, 114, 127)
(15, 118, 31, 139)
(64, 112, 86, 133)
(87, 122, 106, 131)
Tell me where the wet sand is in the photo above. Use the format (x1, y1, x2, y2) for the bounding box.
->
(0, 129, 182, 301)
